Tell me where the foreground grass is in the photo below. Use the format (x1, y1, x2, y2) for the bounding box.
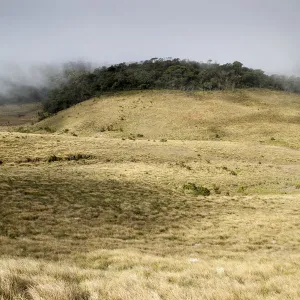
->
(1, 251, 300, 300)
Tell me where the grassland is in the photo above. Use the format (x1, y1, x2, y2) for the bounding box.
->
(0, 90, 300, 299)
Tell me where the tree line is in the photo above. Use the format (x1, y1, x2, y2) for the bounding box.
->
(1, 58, 300, 114)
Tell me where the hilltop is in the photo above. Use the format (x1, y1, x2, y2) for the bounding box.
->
(2, 58, 300, 116)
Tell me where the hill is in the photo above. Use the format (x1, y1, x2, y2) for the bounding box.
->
(1, 89, 300, 299)
(42, 58, 300, 114)
(2, 58, 300, 115)
(35, 89, 300, 148)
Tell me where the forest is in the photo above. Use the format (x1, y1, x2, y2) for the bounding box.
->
(1, 58, 300, 114)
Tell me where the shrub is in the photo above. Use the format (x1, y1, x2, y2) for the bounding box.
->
(177, 161, 192, 170)
(38, 111, 50, 121)
(237, 185, 246, 193)
(183, 183, 210, 196)
(213, 184, 221, 194)
(18, 157, 41, 163)
(17, 127, 30, 133)
(47, 155, 61, 163)
(65, 154, 93, 161)
(128, 134, 136, 140)
(39, 126, 55, 133)
(107, 124, 114, 131)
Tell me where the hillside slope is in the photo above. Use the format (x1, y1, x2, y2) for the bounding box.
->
(35, 89, 300, 147)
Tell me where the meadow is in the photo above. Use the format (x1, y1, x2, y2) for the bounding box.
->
(0, 89, 300, 299)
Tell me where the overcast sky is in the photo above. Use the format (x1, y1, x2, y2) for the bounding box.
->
(0, 0, 300, 75)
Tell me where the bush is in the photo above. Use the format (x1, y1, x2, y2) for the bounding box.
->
(183, 183, 210, 196)
(47, 155, 61, 163)
(48, 154, 94, 163)
(213, 184, 221, 194)
(18, 157, 41, 163)
(39, 126, 55, 133)
(237, 185, 246, 193)
(66, 154, 93, 161)
(16, 127, 30, 133)
(128, 134, 136, 140)
(37, 111, 50, 121)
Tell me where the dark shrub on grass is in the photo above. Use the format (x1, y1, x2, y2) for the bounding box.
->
(47, 155, 61, 162)
(183, 183, 210, 196)
(66, 154, 93, 161)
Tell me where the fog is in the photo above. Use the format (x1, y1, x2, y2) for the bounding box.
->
(0, 61, 95, 94)
(0, 0, 300, 97)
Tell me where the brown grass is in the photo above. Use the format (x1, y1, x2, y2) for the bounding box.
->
(0, 89, 300, 299)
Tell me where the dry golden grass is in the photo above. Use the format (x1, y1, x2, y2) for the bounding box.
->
(0, 89, 300, 299)
(32, 89, 300, 148)
(1, 251, 300, 300)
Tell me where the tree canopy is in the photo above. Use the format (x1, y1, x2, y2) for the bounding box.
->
(1, 58, 300, 114)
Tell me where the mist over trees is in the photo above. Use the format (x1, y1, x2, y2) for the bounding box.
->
(0, 61, 93, 105)
(1, 58, 300, 114)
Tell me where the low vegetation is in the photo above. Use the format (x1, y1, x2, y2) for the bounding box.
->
(183, 182, 211, 196)
(1, 251, 300, 300)
(0, 89, 300, 299)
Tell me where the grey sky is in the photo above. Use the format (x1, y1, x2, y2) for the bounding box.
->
(0, 0, 300, 75)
